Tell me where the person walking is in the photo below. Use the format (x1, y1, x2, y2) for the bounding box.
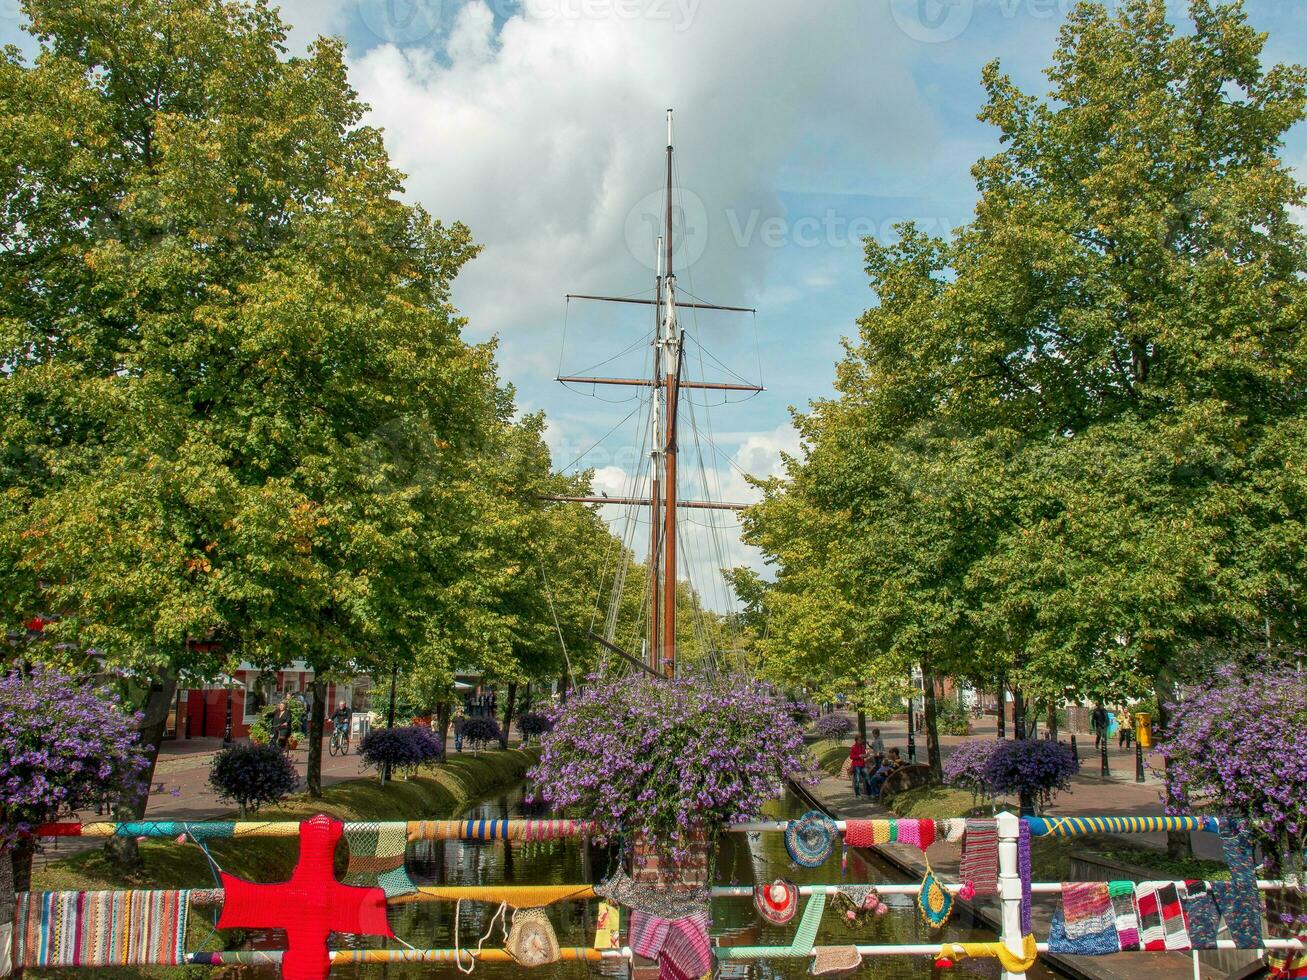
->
(1116, 707, 1133, 748)
(270, 696, 293, 750)
(1090, 703, 1109, 750)
(849, 735, 869, 798)
(453, 705, 466, 752)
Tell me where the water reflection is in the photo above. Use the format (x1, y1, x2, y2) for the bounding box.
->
(280, 786, 1053, 979)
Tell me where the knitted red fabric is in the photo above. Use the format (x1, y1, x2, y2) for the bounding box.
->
(843, 820, 875, 848)
(217, 815, 393, 980)
(917, 820, 936, 851)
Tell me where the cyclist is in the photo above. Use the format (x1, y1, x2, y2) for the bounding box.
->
(330, 700, 353, 749)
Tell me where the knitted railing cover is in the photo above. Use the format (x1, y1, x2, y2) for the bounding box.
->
(13, 890, 189, 967)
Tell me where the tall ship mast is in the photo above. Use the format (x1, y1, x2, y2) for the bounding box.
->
(547, 111, 762, 679)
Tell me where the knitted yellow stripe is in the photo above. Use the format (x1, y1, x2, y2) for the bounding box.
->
(393, 885, 596, 907)
(938, 934, 1038, 973)
(230, 822, 300, 837)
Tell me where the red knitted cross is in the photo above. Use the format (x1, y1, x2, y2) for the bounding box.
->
(217, 814, 394, 980)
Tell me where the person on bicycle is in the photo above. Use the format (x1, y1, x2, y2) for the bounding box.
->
(331, 700, 352, 746)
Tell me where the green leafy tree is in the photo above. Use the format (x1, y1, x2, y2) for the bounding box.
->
(0, 0, 502, 828)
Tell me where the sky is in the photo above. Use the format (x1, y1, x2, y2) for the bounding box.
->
(4, 0, 1305, 612)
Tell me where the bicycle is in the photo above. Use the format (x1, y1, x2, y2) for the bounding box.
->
(328, 721, 350, 756)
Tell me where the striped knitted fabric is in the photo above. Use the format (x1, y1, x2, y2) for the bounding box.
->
(1181, 881, 1220, 951)
(1061, 882, 1114, 940)
(630, 910, 713, 980)
(13, 891, 190, 967)
(1047, 905, 1120, 956)
(1211, 822, 1264, 949)
(1108, 881, 1140, 950)
(343, 822, 416, 898)
(1136, 882, 1190, 951)
(959, 820, 999, 898)
(843, 820, 875, 848)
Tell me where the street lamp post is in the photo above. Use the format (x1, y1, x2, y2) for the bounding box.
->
(381, 663, 398, 784)
(222, 674, 235, 747)
(906, 671, 917, 764)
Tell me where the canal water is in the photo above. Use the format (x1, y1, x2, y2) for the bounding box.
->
(328, 784, 1057, 980)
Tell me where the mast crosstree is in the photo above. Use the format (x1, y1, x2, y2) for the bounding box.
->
(550, 111, 759, 678)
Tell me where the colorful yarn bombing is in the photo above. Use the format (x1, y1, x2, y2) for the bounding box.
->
(897, 819, 937, 851)
(1061, 882, 1114, 940)
(784, 811, 838, 868)
(916, 861, 954, 929)
(217, 814, 393, 980)
(1018, 819, 1033, 936)
(1181, 881, 1220, 951)
(1135, 882, 1191, 951)
(13, 890, 190, 967)
(713, 892, 827, 961)
(1108, 881, 1140, 950)
(842, 819, 875, 848)
(343, 821, 417, 898)
(959, 819, 999, 898)
(1211, 821, 1264, 949)
(1047, 904, 1121, 956)
(1025, 816, 1217, 837)
(630, 910, 712, 980)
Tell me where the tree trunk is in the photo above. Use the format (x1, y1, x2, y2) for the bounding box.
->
(1046, 702, 1058, 740)
(1011, 684, 1035, 815)
(1153, 674, 1193, 859)
(435, 700, 452, 758)
(105, 668, 178, 869)
(996, 676, 1006, 739)
(856, 709, 867, 743)
(499, 682, 517, 750)
(307, 679, 327, 798)
(9, 834, 34, 895)
(922, 671, 943, 778)
(557, 673, 569, 703)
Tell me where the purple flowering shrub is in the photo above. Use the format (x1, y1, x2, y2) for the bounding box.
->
(810, 713, 853, 740)
(0, 667, 147, 842)
(530, 672, 816, 858)
(358, 725, 443, 774)
(1160, 662, 1307, 875)
(461, 716, 503, 750)
(208, 743, 299, 816)
(982, 739, 1079, 811)
(516, 711, 553, 742)
(942, 738, 1001, 801)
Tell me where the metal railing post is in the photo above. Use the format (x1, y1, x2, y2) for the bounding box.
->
(995, 811, 1026, 980)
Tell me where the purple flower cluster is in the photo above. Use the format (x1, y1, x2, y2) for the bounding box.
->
(980, 739, 1079, 810)
(358, 725, 443, 774)
(942, 737, 1001, 798)
(0, 666, 147, 842)
(1159, 661, 1307, 872)
(529, 672, 816, 859)
(810, 713, 853, 741)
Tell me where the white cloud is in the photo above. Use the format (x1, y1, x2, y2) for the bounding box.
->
(347, 0, 937, 346)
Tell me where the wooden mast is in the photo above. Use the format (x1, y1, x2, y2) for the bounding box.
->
(547, 111, 760, 679)
(660, 109, 680, 679)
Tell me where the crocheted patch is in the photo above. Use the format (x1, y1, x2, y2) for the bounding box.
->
(1062, 882, 1113, 940)
(753, 879, 798, 925)
(1047, 905, 1121, 956)
(784, 811, 837, 868)
(1108, 881, 1140, 950)
(343, 821, 417, 898)
(917, 864, 954, 929)
(1211, 822, 1264, 949)
(842, 820, 875, 848)
(1136, 882, 1191, 951)
(217, 815, 393, 980)
(1181, 881, 1220, 951)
